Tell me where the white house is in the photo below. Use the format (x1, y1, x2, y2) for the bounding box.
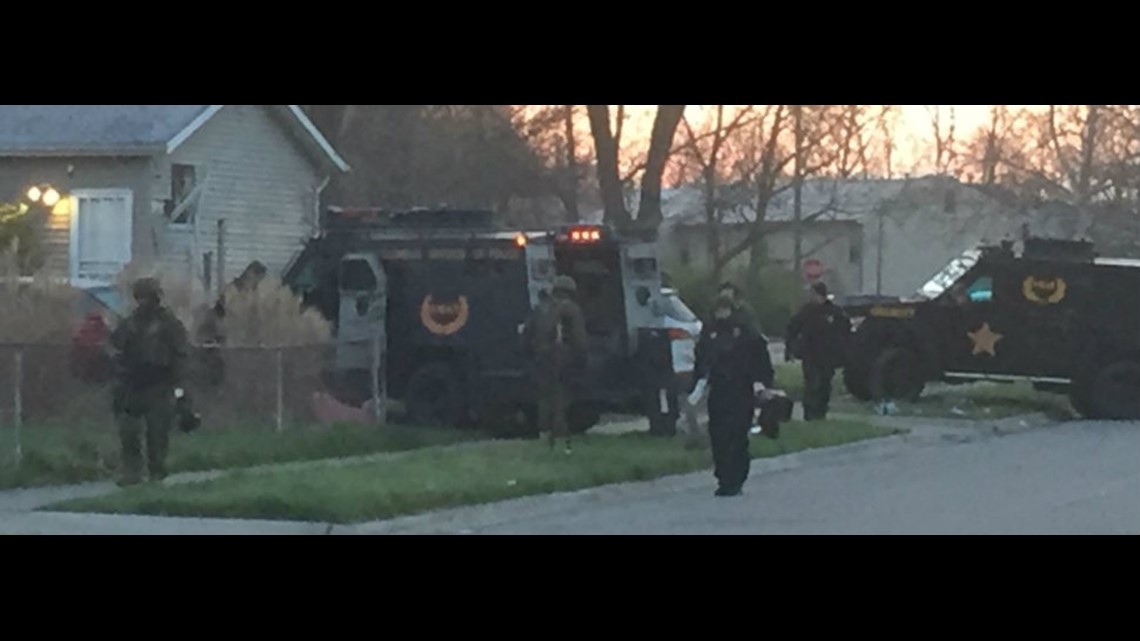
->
(0, 105, 349, 294)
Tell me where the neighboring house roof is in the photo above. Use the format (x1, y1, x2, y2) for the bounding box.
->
(617, 175, 1089, 229)
(0, 105, 349, 172)
(591, 178, 923, 227)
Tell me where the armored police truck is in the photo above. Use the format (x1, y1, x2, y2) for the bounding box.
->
(842, 238, 1140, 420)
(284, 207, 677, 434)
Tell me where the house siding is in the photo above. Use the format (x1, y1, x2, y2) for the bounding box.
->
(159, 105, 323, 289)
(0, 156, 154, 280)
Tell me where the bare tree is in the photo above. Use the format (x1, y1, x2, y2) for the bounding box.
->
(677, 105, 757, 267)
(926, 105, 959, 176)
(508, 105, 587, 222)
(961, 105, 1018, 185)
(587, 105, 631, 227)
(996, 105, 1133, 206)
(563, 105, 581, 221)
(636, 105, 686, 227)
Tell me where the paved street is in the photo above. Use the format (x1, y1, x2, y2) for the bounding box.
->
(355, 417, 1140, 535)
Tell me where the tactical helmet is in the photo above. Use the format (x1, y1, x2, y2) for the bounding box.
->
(132, 277, 163, 302)
(553, 275, 577, 294)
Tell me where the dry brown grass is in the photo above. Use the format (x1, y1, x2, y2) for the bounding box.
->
(0, 259, 334, 429)
(218, 276, 331, 347)
(113, 264, 330, 348)
(0, 253, 77, 344)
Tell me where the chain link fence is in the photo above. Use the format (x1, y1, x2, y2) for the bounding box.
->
(0, 341, 344, 469)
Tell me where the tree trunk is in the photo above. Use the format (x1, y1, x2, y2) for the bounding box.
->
(1077, 105, 1100, 206)
(587, 105, 630, 227)
(563, 105, 580, 222)
(705, 165, 720, 277)
(637, 105, 685, 228)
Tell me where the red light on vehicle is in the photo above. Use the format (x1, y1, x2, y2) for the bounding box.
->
(563, 226, 603, 244)
(666, 328, 692, 340)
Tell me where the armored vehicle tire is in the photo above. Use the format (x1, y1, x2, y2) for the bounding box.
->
(406, 363, 468, 427)
(843, 363, 874, 401)
(1068, 384, 1095, 419)
(480, 404, 537, 438)
(1087, 360, 1140, 420)
(868, 347, 925, 402)
(568, 403, 602, 434)
(500, 402, 599, 436)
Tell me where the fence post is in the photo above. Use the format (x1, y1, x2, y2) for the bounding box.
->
(275, 348, 284, 433)
(371, 332, 382, 424)
(13, 349, 23, 465)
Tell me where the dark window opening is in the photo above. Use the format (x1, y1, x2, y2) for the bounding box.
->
(556, 246, 624, 337)
(849, 243, 862, 264)
(340, 259, 378, 292)
(165, 164, 198, 225)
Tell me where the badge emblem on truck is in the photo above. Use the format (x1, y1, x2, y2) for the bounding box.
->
(420, 295, 470, 335)
(967, 322, 1003, 357)
(1022, 276, 1067, 305)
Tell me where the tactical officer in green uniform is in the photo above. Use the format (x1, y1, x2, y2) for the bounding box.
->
(524, 275, 587, 454)
(109, 278, 190, 486)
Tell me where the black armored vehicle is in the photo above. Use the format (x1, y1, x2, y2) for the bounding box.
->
(284, 207, 680, 434)
(842, 238, 1140, 420)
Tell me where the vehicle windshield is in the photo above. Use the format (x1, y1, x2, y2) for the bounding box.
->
(662, 293, 699, 323)
(917, 250, 980, 299)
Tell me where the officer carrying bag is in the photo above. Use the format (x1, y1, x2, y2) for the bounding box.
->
(755, 389, 793, 439)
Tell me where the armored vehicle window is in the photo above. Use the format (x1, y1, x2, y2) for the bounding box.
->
(967, 276, 993, 302)
(919, 250, 979, 299)
(340, 259, 378, 292)
(631, 257, 657, 279)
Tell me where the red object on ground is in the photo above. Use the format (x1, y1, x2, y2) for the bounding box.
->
(311, 391, 374, 425)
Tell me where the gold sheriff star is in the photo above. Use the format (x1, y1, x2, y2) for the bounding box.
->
(967, 322, 1003, 357)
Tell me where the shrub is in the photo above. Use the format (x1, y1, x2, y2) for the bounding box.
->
(665, 262, 803, 338)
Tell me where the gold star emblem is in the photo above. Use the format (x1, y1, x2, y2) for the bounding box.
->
(967, 322, 1003, 357)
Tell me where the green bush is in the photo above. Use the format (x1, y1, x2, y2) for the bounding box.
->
(665, 263, 803, 338)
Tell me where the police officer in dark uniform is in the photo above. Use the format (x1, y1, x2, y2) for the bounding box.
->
(523, 275, 587, 454)
(718, 281, 758, 330)
(693, 293, 775, 497)
(785, 282, 850, 421)
(109, 278, 190, 486)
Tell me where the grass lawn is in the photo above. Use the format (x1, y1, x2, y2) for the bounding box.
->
(0, 422, 480, 490)
(774, 362, 1075, 421)
(50, 418, 897, 524)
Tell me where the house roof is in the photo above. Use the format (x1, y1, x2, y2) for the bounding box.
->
(589, 175, 1026, 229)
(0, 105, 349, 172)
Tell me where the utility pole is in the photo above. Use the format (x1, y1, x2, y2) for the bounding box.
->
(876, 136, 893, 296)
(793, 105, 804, 276)
(876, 203, 885, 296)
